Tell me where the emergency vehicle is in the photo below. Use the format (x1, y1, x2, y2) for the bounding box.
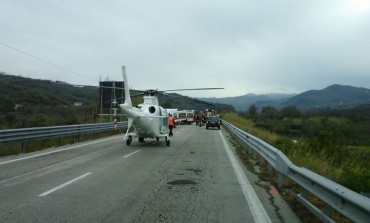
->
(203, 109, 216, 117)
(173, 110, 194, 125)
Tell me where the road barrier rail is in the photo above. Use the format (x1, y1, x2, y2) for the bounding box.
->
(222, 120, 370, 223)
(0, 122, 127, 145)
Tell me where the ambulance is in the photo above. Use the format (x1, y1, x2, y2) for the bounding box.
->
(174, 110, 194, 125)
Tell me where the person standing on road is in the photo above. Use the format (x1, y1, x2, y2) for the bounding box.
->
(168, 114, 175, 136)
(194, 114, 199, 126)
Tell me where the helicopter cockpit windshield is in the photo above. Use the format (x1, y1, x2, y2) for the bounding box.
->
(143, 96, 159, 105)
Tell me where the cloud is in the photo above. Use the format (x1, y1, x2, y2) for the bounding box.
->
(1, 0, 369, 98)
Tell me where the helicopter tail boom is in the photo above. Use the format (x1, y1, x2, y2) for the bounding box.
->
(122, 66, 132, 107)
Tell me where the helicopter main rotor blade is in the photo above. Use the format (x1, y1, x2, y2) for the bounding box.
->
(74, 85, 125, 90)
(75, 85, 149, 95)
(166, 88, 224, 91)
(161, 93, 215, 106)
(105, 92, 147, 103)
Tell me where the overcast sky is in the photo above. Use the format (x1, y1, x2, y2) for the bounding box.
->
(1, 0, 370, 98)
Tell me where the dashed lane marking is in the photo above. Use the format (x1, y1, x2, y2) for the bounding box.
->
(123, 150, 141, 158)
(38, 172, 92, 197)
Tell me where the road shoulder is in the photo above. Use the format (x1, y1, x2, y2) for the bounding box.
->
(221, 128, 302, 223)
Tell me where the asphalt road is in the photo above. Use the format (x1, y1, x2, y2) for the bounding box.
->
(0, 125, 300, 223)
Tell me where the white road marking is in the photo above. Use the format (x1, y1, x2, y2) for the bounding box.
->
(38, 172, 92, 197)
(219, 131, 272, 223)
(0, 135, 123, 166)
(123, 150, 141, 158)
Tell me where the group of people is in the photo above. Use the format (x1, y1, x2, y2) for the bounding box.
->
(193, 114, 207, 126)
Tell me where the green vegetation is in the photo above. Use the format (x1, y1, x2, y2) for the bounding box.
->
(223, 104, 370, 193)
(0, 72, 99, 129)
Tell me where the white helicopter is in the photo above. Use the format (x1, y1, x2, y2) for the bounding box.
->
(113, 66, 223, 146)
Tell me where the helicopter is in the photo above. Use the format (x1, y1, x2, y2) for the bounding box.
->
(111, 66, 223, 146)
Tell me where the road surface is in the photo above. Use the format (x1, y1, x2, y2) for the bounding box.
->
(0, 124, 300, 222)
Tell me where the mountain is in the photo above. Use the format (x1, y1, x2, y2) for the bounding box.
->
(200, 93, 296, 111)
(200, 84, 370, 111)
(281, 84, 370, 109)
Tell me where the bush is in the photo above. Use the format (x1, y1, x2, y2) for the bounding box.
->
(340, 166, 370, 193)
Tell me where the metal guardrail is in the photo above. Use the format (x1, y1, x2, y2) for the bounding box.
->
(222, 120, 370, 223)
(0, 122, 127, 145)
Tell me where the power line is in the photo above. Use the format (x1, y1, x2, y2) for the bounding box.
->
(0, 40, 95, 81)
(0, 25, 70, 59)
(0, 25, 101, 74)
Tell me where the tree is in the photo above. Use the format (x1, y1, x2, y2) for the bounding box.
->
(281, 106, 301, 119)
(161, 100, 172, 109)
(261, 106, 278, 119)
(248, 104, 257, 117)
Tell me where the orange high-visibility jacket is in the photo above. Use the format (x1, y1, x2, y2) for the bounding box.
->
(168, 117, 175, 126)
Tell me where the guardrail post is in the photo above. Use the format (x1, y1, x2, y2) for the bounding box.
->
(259, 155, 265, 168)
(250, 150, 255, 159)
(246, 146, 252, 155)
(301, 188, 309, 200)
(21, 141, 25, 153)
(277, 172, 284, 187)
(267, 163, 273, 175)
(323, 204, 333, 219)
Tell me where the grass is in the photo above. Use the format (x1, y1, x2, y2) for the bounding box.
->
(222, 112, 279, 144)
(222, 112, 359, 222)
(222, 112, 369, 193)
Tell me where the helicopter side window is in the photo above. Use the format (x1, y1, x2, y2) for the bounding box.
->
(149, 106, 156, 113)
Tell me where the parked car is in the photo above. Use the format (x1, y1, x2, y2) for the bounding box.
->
(206, 116, 221, 130)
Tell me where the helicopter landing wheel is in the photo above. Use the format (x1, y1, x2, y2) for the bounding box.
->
(165, 137, 170, 146)
(156, 137, 159, 141)
(126, 138, 132, 146)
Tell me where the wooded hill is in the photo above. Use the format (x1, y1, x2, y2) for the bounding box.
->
(0, 72, 234, 129)
(0, 72, 99, 129)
